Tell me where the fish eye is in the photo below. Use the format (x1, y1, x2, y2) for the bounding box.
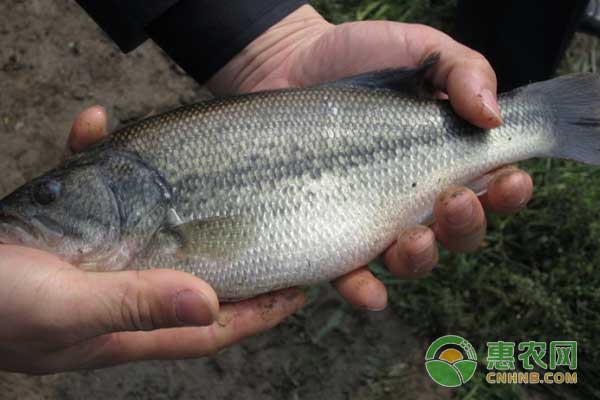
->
(33, 180, 61, 206)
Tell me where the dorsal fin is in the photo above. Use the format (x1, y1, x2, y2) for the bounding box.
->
(323, 52, 440, 97)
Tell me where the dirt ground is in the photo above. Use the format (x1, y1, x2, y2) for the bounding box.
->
(0, 1, 581, 399)
(0, 1, 455, 399)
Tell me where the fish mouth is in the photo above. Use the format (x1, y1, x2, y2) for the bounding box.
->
(0, 212, 65, 249)
(0, 212, 37, 246)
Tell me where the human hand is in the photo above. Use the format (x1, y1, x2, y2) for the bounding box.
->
(0, 108, 304, 374)
(208, 5, 533, 310)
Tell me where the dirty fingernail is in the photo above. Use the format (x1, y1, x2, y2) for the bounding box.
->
(175, 290, 215, 326)
(400, 225, 431, 246)
(282, 288, 306, 310)
(410, 248, 436, 273)
(399, 226, 432, 272)
(480, 89, 502, 124)
(445, 190, 474, 227)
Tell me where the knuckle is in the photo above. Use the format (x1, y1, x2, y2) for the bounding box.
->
(74, 332, 123, 368)
(206, 320, 234, 356)
(452, 51, 495, 82)
(412, 23, 444, 39)
(460, 48, 491, 69)
(466, 49, 488, 64)
(117, 277, 159, 331)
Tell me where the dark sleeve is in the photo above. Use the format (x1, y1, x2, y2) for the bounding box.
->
(76, 0, 308, 83)
(455, 0, 588, 92)
(75, 0, 179, 52)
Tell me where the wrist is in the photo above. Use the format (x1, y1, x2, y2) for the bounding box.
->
(207, 5, 332, 95)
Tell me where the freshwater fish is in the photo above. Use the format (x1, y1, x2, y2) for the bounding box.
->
(1, 55, 599, 300)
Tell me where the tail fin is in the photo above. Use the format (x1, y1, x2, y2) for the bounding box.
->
(524, 73, 600, 165)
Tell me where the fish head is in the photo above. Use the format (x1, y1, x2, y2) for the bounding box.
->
(0, 160, 125, 267)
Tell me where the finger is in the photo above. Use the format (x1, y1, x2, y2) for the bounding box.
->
(332, 267, 387, 311)
(400, 25, 501, 129)
(479, 167, 533, 214)
(436, 53, 502, 129)
(52, 289, 305, 370)
(382, 25, 502, 129)
(432, 186, 487, 252)
(293, 22, 501, 130)
(382, 225, 438, 278)
(33, 268, 220, 342)
(68, 105, 108, 153)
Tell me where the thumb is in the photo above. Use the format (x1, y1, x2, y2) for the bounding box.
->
(56, 269, 220, 339)
(68, 105, 108, 153)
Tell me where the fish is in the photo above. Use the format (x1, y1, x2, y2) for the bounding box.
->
(1, 54, 600, 301)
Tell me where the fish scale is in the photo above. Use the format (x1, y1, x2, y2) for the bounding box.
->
(109, 86, 551, 299)
(1, 67, 599, 300)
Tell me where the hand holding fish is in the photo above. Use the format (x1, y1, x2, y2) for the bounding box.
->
(0, 240, 303, 373)
(1, 5, 550, 373)
(0, 108, 304, 373)
(206, 5, 534, 310)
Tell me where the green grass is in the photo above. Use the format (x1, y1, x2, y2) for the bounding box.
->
(310, 1, 600, 399)
(311, 0, 457, 29)
(377, 159, 600, 399)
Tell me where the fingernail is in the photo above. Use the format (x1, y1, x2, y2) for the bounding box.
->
(90, 105, 107, 115)
(365, 289, 388, 312)
(357, 277, 388, 312)
(400, 225, 430, 248)
(480, 89, 502, 125)
(408, 244, 435, 272)
(445, 189, 473, 227)
(398, 226, 432, 273)
(175, 290, 215, 326)
(282, 288, 306, 310)
(501, 172, 530, 207)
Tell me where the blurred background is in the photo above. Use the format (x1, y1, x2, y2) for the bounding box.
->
(1, 0, 599, 399)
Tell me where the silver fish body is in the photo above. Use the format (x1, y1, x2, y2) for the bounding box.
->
(0, 71, 598, 300)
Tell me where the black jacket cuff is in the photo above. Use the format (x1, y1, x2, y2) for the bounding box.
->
(146, 0, 308, 83)
(77, 0, 308, 83)
(76, 0, 179, 52)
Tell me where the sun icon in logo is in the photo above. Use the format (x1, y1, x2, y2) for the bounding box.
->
(425, 335, 478, 387)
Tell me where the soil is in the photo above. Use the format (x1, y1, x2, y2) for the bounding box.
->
(0, 1, 451, 399)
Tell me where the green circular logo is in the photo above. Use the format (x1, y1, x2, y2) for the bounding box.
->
(425, 335, 478, 387)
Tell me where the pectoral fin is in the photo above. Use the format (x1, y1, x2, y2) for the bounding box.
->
(170, 215, 256, 261)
